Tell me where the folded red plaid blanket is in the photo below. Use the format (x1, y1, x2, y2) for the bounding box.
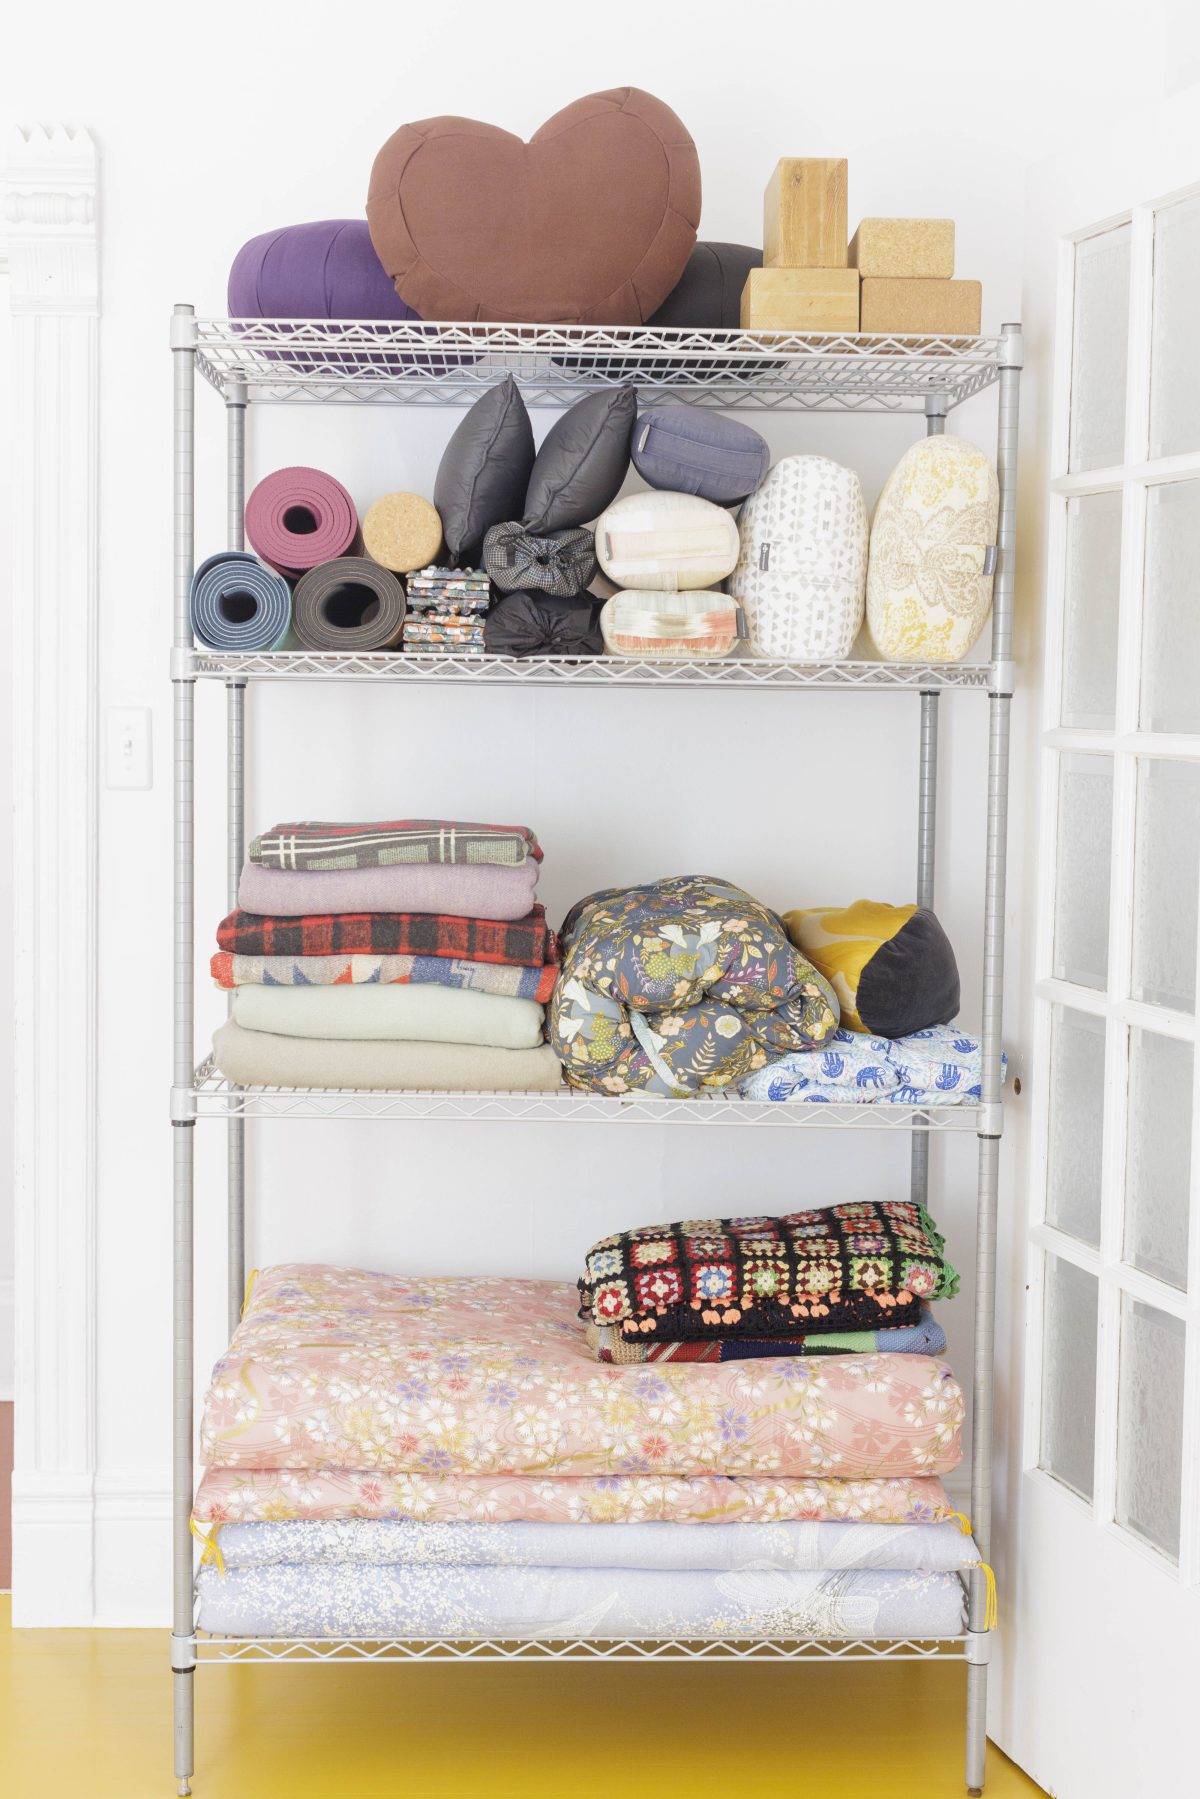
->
(216, 906, 558, 967)
(249, 819, 542, 871)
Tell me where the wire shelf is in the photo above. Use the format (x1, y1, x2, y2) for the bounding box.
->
(193, 319, 1005, 412)
(188, 1060, 981, 1129)
(191, 1631, 970, 1666)
(183, 648, 993, 690)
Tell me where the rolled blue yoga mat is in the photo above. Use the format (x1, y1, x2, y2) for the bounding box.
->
(190, 551, 292, 651)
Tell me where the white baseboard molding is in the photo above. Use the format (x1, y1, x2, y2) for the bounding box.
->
(11, 1473, 173, 1627)
(10, 1472, 95, 1625)
(93, 1474, 172, 1627)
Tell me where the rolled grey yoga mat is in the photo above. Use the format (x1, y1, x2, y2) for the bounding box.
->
(190, 551, 292, 651)
(291, 556, 406, 652)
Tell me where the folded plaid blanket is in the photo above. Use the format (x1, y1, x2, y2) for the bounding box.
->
(216, 905, 556, 967)
(211, 950, 559, 1003)
(587, 1309, 947, 1363)
(249, 819, 542, 872)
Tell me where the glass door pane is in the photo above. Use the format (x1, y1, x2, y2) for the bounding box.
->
(1053, 753, 1113, 989)
(1124, 1029, 1193, 1290)
(1046, 1006, 1106, 1247)
(1039, 1253, 1099, 1500)
(1150, 192, 1200, 458)
(1140, 480, 1200, 734)
(1060, 491, 1122, 729)
(1116, 1297, 1186, 1561)
(1132, 757, 1200, 1012)
(1068, 225, 1131, 472)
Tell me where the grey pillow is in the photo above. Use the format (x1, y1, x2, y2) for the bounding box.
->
(649, 242, 763, 329)
(631, 406, 770, 506)
(483, 522, 598, 597)
(434, 376, 535, 564)
(522, 388, 637, 533)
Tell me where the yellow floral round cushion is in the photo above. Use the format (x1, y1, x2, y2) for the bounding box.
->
(784, 900, 960, 1038)
(865, 435, 999, 663)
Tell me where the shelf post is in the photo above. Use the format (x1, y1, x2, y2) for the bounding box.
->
(910, 396, 945, 1207)
(225, 382, 249, 1334)
(226, 677, 247, 1334)
(226, 380, 247, 550)
(966, 319, 1021, 1797)
(170, 302, 198, 1796)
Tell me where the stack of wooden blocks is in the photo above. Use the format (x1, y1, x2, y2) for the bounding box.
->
(740, 158, 982, 336)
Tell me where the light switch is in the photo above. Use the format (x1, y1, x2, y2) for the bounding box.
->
(105, 706, 153, 789)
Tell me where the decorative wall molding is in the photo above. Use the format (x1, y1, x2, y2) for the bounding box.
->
(3, 124, 101, 1624)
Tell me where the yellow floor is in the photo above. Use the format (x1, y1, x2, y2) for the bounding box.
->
(0, 1596, 1044, 1799)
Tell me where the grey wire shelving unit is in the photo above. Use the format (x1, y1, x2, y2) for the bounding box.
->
(170, 311, 1021, 1796)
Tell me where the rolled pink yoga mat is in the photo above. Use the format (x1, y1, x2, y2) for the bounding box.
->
(245, 467, 359, 576)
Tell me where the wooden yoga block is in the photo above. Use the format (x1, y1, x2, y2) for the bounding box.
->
(860, 277, 982, 336)
(763, 158, 848, 269)
(849, 218, 955, 280)
(741, 267, 860, 332)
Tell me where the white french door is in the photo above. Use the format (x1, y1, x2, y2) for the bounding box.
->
(1003, 83, 1200, 1799)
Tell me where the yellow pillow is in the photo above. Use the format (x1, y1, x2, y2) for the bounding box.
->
(784, 901, 960, 1038)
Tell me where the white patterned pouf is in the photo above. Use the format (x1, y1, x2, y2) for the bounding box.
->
(730, 455, 869, 660)
(866, 435, 999, 662)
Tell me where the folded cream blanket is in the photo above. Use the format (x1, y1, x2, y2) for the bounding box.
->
(212, 1020, 563, 1092)
(237, 858, 539, 922)
(233, 982, 545, 1049)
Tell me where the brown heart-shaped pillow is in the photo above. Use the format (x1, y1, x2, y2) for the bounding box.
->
(366, 87, 701, 326)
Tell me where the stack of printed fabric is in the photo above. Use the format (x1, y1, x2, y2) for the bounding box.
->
(209, 818, 563, 1092)
(402, 566, 490, 656)
(191, 1240, 981, 1643)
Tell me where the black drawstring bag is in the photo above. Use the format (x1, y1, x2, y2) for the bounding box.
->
(484, 590, 605, 658)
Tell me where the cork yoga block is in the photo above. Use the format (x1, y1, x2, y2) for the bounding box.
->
(763, 158, 848, 269)
(849, 218, 955, 280)
(741, 267, 860, 332)
(362, 492, 444, 573)
(860, 277, 981, 335)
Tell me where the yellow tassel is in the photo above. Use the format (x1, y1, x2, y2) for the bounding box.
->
(241, 1268, 260, 1317)
(944, 1508, 973, 1536)
(974, 1562, 998, 1630)
(189, 1517, 226, 1576)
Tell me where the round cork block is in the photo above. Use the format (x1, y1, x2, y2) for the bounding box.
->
(362, 492, 443, 574)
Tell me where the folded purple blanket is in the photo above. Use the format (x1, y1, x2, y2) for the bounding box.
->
(237, 858, 540, 922)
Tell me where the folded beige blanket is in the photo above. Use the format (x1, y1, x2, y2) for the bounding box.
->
(212, 1020, 563, 1092)
(237, 859, 539, 921)
(232, 982, 545, 1049)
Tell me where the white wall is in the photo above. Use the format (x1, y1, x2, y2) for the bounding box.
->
(0, 266, 12, 1400)
(0, 0, 1181, 1630)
